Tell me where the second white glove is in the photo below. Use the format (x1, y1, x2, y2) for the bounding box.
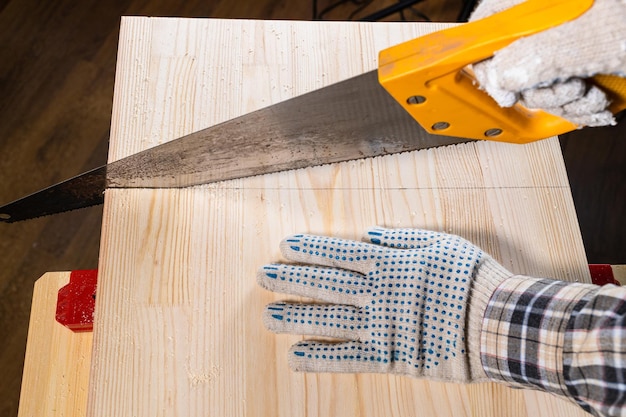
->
(470, 0, 626, 127)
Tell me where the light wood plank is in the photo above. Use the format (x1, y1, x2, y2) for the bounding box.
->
(18, 272, 93, 417)
(89, 18, 592, 416)
(613, 265, 626, 285)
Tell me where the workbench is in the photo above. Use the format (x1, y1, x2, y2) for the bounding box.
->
(18, 18, 599, 417)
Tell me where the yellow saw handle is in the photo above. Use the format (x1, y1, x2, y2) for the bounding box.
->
(378, 0, 626, 144)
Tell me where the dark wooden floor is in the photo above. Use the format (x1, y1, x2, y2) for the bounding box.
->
(0, 0, 623, 415)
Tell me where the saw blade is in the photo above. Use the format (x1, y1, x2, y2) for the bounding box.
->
(0, 70, 471, 223)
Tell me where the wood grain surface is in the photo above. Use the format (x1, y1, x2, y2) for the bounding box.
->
(88, 18, 591, 416)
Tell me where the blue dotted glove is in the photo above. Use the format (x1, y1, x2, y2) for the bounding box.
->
(257, 227, 512, 383)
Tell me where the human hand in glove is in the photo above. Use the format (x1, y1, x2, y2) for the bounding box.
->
(257, 228, 625, 416)
(256, 227, 513, 383)
(470, 0, 626, 127)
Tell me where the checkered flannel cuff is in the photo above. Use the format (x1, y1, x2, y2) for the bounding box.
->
(564, 284, 626, 417)
(480, 276, 598, 398)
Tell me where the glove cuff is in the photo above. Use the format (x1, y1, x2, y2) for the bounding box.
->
(466, 256, 513, 381)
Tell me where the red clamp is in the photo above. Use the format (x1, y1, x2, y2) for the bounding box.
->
(56, 269, 98, 332)
(589, 264, 620, 286)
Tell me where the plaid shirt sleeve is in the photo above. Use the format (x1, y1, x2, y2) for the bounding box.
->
(480, 276, 626, 417)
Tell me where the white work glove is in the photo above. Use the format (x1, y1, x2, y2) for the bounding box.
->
(257, 227, 513, 383)
(470, 0, 626, 127)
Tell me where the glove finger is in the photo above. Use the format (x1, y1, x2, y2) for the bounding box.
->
(520, 78, 586, 109)
(257, 263, 369, 305)
(262, 302, 364, 340)
(364, 226, 450, 249)
(529, 84, 615, 126)
(562, 85, 610, 115)
(561, 110, 615, 128)
(472, 60, 518, 107)
(288, 340, 390, 374)
(476, 0, 626, 94)
(279, 234, 385, 275)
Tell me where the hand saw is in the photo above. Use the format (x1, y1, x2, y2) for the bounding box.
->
(1, 0, 625, 223)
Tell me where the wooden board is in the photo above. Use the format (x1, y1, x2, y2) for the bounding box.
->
(18, 272, 92, 417)
(88, 18, 592, 416)
(614, 265, 626, 285)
